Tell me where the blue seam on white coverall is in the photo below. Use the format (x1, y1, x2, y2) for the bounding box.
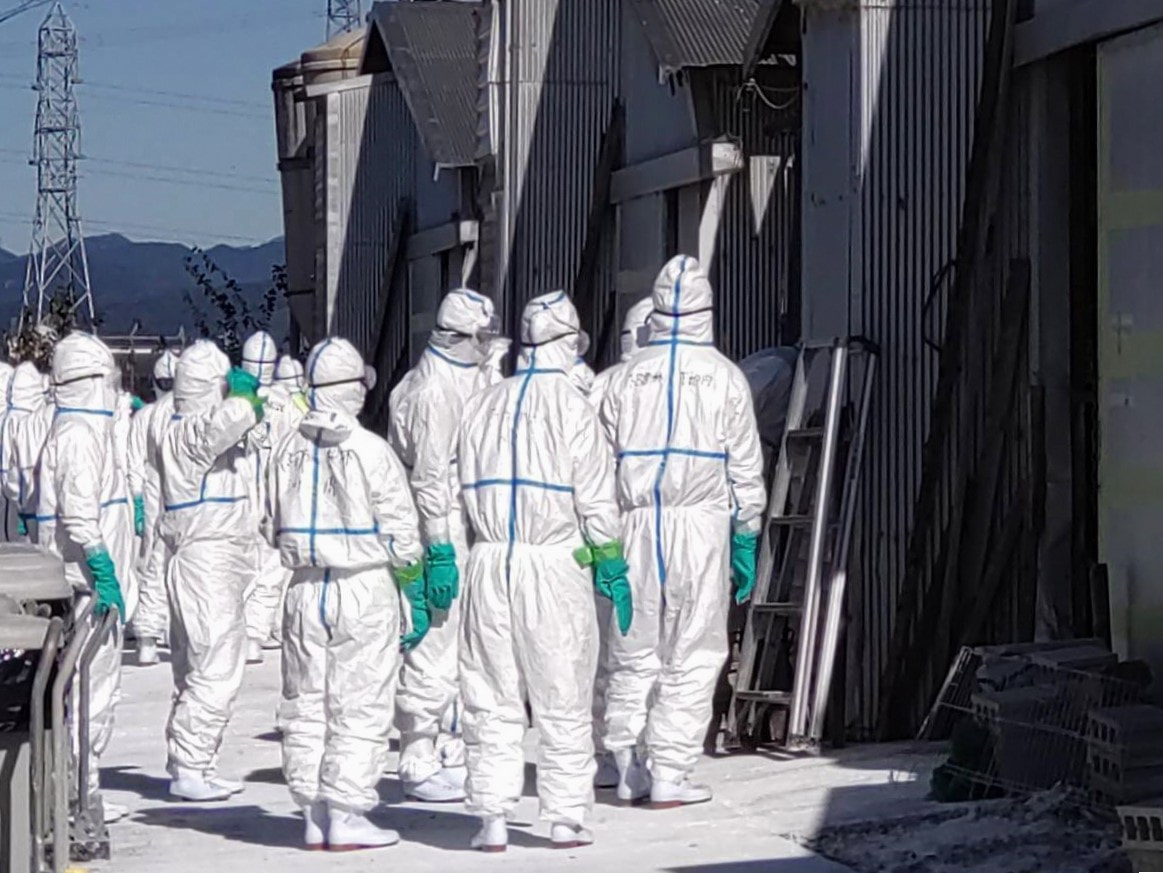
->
(426, 345, 479, 370)
(32, 496, 129, 523)
(513, 368, 566, 377)
(651, 257, 687, 589)
(55, 407, 114, 418)
(647, 339, 715, 348)
(464, 478, 573, 494)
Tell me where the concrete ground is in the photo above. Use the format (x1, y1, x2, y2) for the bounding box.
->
(88, 652, 944, 873)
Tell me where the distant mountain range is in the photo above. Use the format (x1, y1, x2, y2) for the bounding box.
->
(0, 234, 289, 340)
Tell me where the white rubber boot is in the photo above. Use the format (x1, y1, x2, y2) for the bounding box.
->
(614, 750, 651, 805)
(649, 778, 712, 810)
(551, 822, 594, 849)
(246, 640, 264, 665)
(302, 802, 328, 851)
(471, 815, 508, 853)
(260, 635, 282, 651)
(136, 637, 159, 667)
(207, 774, 245, 795)
(594, 752, 619, 789)
(327, 808, 400, 852)
(103, 800, 129, 824)
(169, 768, 234, 802)
(405, 768, 466, 803)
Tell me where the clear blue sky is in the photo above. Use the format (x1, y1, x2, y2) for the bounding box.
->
(0, 0, 331, 253)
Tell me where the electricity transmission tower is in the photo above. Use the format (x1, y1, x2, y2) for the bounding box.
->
(22, 1, 93, 328)
(327, 0, 362, 38)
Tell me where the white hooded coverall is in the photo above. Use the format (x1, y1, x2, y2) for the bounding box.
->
(1, 362, 43, 541)
(458, 291, 621, 828)
(159, 341, 259, 778)
(128, 350, 179, 642)
(267, 337, 422, 813)
(600, 256, 766, 786)
(35, 333, 134, 796)
(388, 287, 497, 788)
(242, 331, 302, 645)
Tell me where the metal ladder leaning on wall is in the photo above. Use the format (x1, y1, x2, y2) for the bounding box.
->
(729, 337, 877, 752)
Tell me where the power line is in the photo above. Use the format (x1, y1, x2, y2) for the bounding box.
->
(0, 146, 279, 186)
(0, 208, 274, 245)
(0, 82, 270, 120)
(0, 155, 278, 196)
(0, 71, 271, 111)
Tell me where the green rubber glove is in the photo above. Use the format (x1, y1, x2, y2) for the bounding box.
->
(133, 494, 145, 537)
(394, 561, 430, 651)
(731, 531, 760, 604)
(424, 542, 459, 611)
(575, 541, 633, 636)
(226, 367, 265, 422)
(17, 515, 27, 537)
(84, 545, 125, 620)
(130, 395, 145, 412)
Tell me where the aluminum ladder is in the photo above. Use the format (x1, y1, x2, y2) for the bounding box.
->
(729, 338, 877, 752)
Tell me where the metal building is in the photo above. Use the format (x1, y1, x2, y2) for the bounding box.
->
(271, 2, 482, 426)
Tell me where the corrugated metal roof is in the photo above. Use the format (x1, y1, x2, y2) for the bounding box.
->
(627, 0, 761, 74)
(369, 1, 481, 168)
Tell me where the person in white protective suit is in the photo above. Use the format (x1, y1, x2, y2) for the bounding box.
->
(585, 295, 654, 790)
(0, 361, 18, 540)
(1, 362, 50, 541)
(127, 349, 180, 666)
(275, 354, 307, 397)
(35, 333, 135, 824)
(266, 337, 425, 852)
(600, 256, 766, 808)
(457, 291, 632, 852)
(569, 356, 596, 398)
(387, 287, 501, 803)
(159, 340, 264, 801)
(241, 331, 303, 662)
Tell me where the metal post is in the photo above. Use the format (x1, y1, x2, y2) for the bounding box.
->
(787, 341, 848, 743)
(29, 617, 62, 873)
(807, 348, 877, 743)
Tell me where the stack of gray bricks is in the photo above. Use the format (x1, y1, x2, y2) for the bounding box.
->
(1088, 706, 1163, 806)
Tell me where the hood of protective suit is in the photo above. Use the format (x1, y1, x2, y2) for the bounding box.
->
(650, 255, 714, 345)
(517, 291, 582, 373)
(620, 296, 655, 360)
(241, 331, 278, 386)
(430, 287, 498, 366)
(174, 340, 230, 414)
(52, 332, 116, 411)
(9, 362, 46, 413)
(153, 349, 179, 394)
(274, 355, 305, 391)
(305, 337, 369, 419)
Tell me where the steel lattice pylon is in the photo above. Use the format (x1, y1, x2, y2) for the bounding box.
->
(327, 0, 362, 38)
(22, 1, 92, 328)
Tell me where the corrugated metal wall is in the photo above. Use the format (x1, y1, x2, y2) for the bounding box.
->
(704, 68, 801, 357)
(843, 0, 994, 737)
(318, 77, 416, 358)
(496, 0, 621, 333)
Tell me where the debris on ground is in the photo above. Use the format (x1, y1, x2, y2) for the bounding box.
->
(797, 788, 1131, 873)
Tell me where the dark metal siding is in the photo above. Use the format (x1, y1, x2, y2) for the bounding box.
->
(495, 0, 621, 334)
(628, 0, 760, 73)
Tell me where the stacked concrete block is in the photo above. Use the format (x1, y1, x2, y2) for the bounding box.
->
(1119, 799, 1163, 873)
(1088, 706, 1163, 806)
